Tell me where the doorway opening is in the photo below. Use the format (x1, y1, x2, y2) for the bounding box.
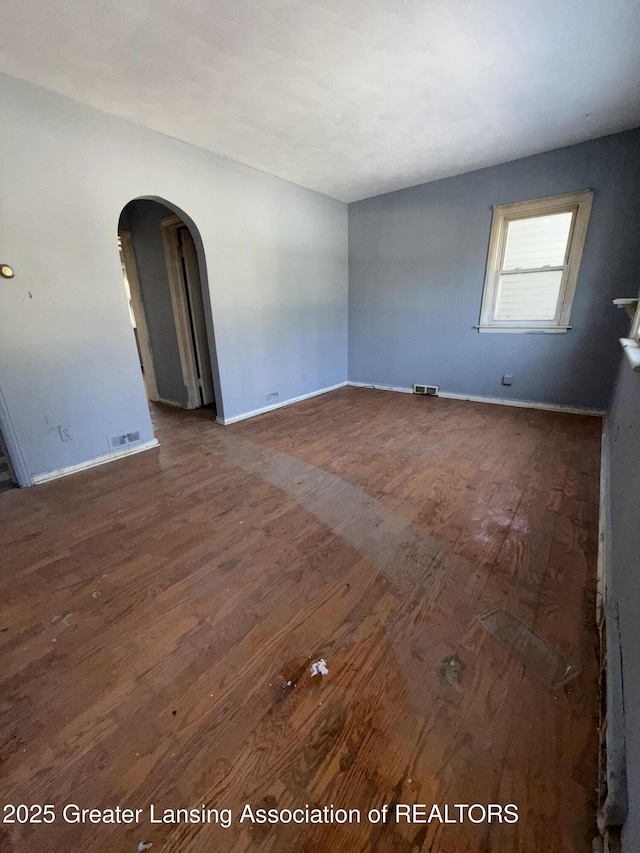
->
(0, 426, 18, 491)
(160, 216, 216, 408)
(117, 199, 220, 414)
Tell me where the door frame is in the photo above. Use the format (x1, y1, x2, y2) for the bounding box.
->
(119, 231, 160, 402)
(177, 226, 216, 406)
(0, 382, 31, 486)
(161, 215, 204, 409)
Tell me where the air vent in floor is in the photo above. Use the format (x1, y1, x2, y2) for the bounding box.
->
(413, 384, 439, 396)
(110, 431, 141, 450)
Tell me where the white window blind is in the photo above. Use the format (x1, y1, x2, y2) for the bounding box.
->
(495, 212, 573, 321)
(495, 269, 564, 320)
(478, 191, 593, 333)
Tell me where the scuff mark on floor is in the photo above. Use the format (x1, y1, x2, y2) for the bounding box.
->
(439, 653, 466, 691)
(478, 607, 580, 689)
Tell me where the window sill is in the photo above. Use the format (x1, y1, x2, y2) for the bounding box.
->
(476, 325, 571, 334)
(620, 338, 640, 372)
(613, 298, 639, 321)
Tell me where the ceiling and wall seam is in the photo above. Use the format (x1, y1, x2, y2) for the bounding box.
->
(1, 0, 638, 202)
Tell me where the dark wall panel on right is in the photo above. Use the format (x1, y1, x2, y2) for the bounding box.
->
(606, 340, 640, 851)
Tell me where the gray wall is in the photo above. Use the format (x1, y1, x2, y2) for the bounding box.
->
(120, 200, 188, 407)
(0, 73, 348, 482)
(605, 336, 640, 852)
(348, 129, 640, 411)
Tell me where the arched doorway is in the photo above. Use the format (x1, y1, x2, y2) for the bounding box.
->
(117, 198, 220, 413)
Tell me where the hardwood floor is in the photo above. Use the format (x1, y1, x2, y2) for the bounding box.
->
(0, 388, 601, 852)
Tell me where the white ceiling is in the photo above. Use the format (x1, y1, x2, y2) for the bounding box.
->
(1, 0, 639, 201)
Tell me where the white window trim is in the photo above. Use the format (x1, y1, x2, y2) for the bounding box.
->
(477, 189, 593, 334)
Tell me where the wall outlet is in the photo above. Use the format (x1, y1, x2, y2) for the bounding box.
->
(502, 375, 513, 386)
(58, 425, 72, 442)
(265, 391, 279, 403)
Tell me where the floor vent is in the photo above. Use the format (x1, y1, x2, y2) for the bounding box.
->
(413, 384, 439, 396)
(110, 431, 141, 450)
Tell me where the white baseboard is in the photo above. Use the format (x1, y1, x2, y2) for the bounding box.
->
(348, 381, 414, 395)
(31, 438, 160, 485)
(347, 381, 604, 417)
(216, 382, 348, 425)
(153, 397, 187, 408)
(439, 390, 604, 417)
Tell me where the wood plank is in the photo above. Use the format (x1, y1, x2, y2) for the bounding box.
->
(0, 388, 601, 852)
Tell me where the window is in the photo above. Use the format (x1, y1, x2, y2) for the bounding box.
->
(478, 190, 593, 333)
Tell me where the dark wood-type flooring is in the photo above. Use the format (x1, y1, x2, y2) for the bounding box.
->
(0, 388, 602, 852)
